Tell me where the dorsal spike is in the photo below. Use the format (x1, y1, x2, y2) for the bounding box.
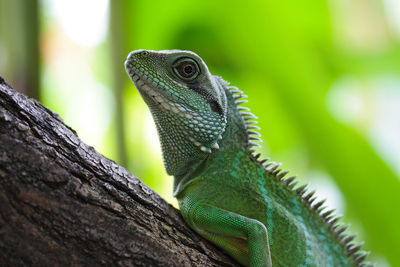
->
(266, 163, 281, 173)
(235, 99, 248, 105)
(328, 216, 342, 227)
(322, 209, 335, 218)
(335, 224, 349, 236)
(233, 95, 248, 100)
(296, 184, 307, 195)
(246, 125, 261, 130)
(247, 130, 261, 137)
(229, 87, 243, 94)
(234, 94, 248, 100)
(324, 215, 334, 222)
(347, 242, 364, 255)
(337, 233, 347, 241)
(248, 141, 261, 147)
(272, 169, 281, 176)
(231, 91, 243, 95)
(244, 118, 258, 123)
(278, 171, 290, 179)
(239, 111, 257, 118)
(264, 162, 273, 168)
(354, 251, 369, 263)
(331, 222, 341, 231)
(342, 234, 356, 244)
(253, 153, 261, 160)
(288, 181, 298, 189)
(317, 205, 327, 213)
(283, 175, 295, 184)
(249, 136, 262, 142)
(308, 196, 317, 205)
(303, 190, 316, 202)
(312, 199, 326, 211)
(345, 242, 355, 251)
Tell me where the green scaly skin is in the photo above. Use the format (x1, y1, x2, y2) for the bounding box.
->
(125, 49, 371, 267)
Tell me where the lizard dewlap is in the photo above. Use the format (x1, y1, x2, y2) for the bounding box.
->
(125, 49, 371, 267)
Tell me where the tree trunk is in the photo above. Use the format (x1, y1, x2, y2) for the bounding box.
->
(0, 76, 238, 267)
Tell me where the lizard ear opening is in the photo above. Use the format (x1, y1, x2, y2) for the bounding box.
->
(208, 99, 223, 115)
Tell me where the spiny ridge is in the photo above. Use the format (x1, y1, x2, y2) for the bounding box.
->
(228, 84, 370, 266)
(229, 85, 262, 150)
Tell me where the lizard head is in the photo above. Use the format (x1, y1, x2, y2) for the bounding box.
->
(125, 49, 227, 175)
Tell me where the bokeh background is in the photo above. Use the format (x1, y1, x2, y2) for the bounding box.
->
(1, 0, 399, 266)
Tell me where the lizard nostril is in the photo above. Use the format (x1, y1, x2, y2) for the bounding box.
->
(127, 50, 150, 60)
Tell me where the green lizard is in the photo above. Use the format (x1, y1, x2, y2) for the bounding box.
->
(125, 49, 371, 267)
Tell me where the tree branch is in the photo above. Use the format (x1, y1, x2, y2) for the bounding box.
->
(0, 77, 238, 266)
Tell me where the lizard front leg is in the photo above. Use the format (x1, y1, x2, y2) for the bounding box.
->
(189, 204, 272, 267)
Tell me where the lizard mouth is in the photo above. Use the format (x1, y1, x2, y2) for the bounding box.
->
(125, 60, 194, 119)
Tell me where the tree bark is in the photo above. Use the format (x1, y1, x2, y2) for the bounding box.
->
(0, 77, 238, 267)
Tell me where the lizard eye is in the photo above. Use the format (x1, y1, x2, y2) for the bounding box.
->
(173, 57, 200, 81)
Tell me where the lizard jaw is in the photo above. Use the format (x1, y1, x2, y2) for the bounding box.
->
(129, 72, 194, 120)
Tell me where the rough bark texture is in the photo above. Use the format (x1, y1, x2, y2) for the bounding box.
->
(0, 77, 239, 267)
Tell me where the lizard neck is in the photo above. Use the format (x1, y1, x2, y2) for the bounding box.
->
(173, 82, 254, 197)
(217, 85, 250, 152)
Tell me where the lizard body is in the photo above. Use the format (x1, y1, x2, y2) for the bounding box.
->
(125, 49, 371, 267)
